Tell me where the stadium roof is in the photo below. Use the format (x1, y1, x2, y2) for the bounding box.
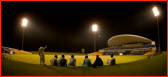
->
(107, 34, 153, 47)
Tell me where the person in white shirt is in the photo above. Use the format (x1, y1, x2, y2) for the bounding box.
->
(50, 55, 58, 66)
(38, 44, 47, 65)
(68, 55, 77, 69)
(106, 54, 115, 65)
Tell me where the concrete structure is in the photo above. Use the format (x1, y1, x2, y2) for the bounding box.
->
(98, 34, 156, 55)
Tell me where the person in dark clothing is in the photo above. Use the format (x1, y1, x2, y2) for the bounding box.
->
(92, 55, 103, 68)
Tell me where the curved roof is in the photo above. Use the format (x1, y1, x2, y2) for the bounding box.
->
(107, 34, 153, 47)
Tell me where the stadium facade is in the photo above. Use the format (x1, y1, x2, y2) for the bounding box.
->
(89, 34, 156, 56)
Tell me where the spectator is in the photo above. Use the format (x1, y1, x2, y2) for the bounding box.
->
(82, 55, 92, 67)
(68, 55, 77, 69)
(106, 54, 115, 65)
(92, 55, 103, 68)
(58, 55, 67, 67)
(50, 55, 58, 66)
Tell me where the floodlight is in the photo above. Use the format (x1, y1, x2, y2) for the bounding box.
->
(22, 19, 28, 26)
(152, 7, 159, 17)
(92, 25, 97, 31)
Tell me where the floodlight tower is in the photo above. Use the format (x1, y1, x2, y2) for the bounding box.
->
(22, 18, 28, 50)
(92, 24, 97, 53)
(152, 7, 161, 54)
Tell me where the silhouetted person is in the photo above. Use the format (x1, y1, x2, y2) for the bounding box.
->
(92, 55, 103, 68)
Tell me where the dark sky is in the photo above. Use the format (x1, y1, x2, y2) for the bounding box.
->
(1, 1, 167, 52)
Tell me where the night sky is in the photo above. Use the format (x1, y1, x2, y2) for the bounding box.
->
(1, 1, 167, 52)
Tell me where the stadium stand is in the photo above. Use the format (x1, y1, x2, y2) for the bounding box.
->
(1, 46, 32, 54)
(88, 52, 104, 56)
(1, 46, 15, 54)
(97, 52, 103, 55)
(89, 34, 157, 56)
(123, 51, 132, 55)
(143, 50, 156, 56)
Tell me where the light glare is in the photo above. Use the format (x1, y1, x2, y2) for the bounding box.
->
(92, 25, 97, 31)
(152, 7, 159, 17)
(22, 19, 28, 26)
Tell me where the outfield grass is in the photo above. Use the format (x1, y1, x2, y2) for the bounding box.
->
(1, 52, 167, 76)
(3, 52, 147, 66)
(30, 51, 84, 55)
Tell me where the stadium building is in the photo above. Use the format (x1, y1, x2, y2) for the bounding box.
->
(89, 34, 157, 56)
(1, 46, 32, 54)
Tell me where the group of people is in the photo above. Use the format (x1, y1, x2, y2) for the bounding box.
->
(49, 54, 115, 68)
(38, 45, 116, 68)
(81, 54, 116, 68)
(50, 55, 76, 68)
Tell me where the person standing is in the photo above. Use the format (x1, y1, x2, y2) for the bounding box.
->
(38, 44, 47, 65)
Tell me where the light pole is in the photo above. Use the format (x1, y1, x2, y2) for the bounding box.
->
(22, 18, 28, 50)
(152, 7, 161, 54)
(92, 24, 97, 53)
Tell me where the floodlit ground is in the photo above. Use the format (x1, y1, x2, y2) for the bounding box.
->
(6, 53, 147, 66)
(1, 52, 167, 76)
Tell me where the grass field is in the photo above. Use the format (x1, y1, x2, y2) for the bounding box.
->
(1, 52, 167, 76)
(3, 51, 147, 66)
(30, 51, 85, 55)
